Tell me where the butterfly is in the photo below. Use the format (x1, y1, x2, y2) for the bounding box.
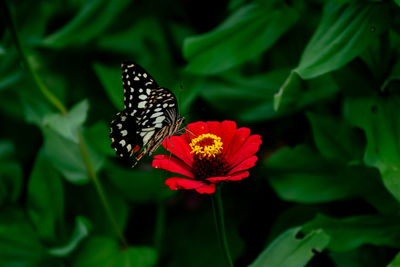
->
(110, 61, 184, 167)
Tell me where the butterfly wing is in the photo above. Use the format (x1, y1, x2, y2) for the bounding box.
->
(110, 62, 181, 166)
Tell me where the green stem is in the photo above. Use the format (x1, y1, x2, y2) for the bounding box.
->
(153, 201, 166, 253)
(3, 0, 127, 247)
(2, 0, 68, 115)
(78, 132, 128, 248)
(211, 187, 234, 267)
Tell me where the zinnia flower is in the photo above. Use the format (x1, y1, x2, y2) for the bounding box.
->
(152, 121, 262, 194)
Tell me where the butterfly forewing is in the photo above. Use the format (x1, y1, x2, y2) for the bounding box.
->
(121, 62, 158, 114)
(110, 61, 184, 167)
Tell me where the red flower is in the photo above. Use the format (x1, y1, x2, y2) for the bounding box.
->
(152, 121, 262, 194)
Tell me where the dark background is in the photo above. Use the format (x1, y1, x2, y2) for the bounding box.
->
(1, 0, 400, 266)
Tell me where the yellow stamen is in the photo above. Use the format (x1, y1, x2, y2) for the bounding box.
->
(190, 133, 223, 159)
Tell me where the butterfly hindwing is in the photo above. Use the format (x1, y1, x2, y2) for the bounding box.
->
(110, 111, 142, 158)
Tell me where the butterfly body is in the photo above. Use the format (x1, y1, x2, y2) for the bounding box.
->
(110, 62, 184, 167)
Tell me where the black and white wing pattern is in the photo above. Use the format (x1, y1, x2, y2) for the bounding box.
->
(110, 61, 184, 167)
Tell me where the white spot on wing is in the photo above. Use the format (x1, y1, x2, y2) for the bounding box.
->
(119, 140, 126, 146)
(143, 131, 154, 144)
(150, 112, 164, 118)
(139, 94, 147, 100)
(146, 89, 151, 95)
(155, 116, 165, 123)
(117, 124, 122, 129)
(127, 144, 131, 151)
(138, 101, 147, 108)
(121, 130, 127, 136)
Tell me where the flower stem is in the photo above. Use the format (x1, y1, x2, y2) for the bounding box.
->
(3, 0, 127, 248)
(211, 187, 234, 267)
(153, 201, 166, 253)
(2, 0, 67, 115)
(78, 132, 128, 248)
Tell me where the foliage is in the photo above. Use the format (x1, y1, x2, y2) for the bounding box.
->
(1, 0, 400, 266)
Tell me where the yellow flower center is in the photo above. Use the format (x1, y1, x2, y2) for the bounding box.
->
(189, 133, 223, 159)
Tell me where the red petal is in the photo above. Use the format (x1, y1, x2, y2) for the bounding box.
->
(185, 121, 207, 139)
(228, 156, 258, 174)
(228, 135, 262, 166)
(219, 121, 237, 151)
(205, 121, 220, 135)
(206, 171, 249, 183)
(165, 177, 215, 194)
(162, 135, 193, 166)
(224, 127, 251, 160)
(152, 155, 194, 178)
(195, 183, 216, 194)
(227, 171, 249, 181)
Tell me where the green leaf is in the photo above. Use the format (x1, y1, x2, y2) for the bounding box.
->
(303, 214, 400, 251)
(273, 71, 339, 114)
(93, 63, 123, 111)
(381, 60, 400, 92)
(43, 0, 130, 48)
(295, 1, 389, 79)
(0, 209, 45, 266)
(84, 121, 115, 157)
(27, 149, 64, 241)
(249, 227, 330, 267)
(165, 208, 244, 267)
(183, 3, 298, 74)
(68, 181, 129, 238)
(43, 127, 104, 184)
(105, 162, 174, 203)
(388, 252, 400, 267)
(265, 145, 379, 203)
(346, 96, 400, 203)
(48, 216, 91, 257)
(72, 237, 157, 267)
(43, 99, 89, 143)
(0, 141, 22, 206)
(306, 112, 364, 162)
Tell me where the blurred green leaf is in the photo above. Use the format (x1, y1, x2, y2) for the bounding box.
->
(43, 0, 130, 48)
(346, 96, 400, 203)
(330, 246, 392, 267)
(183, 3, 298, 74)
(84, 121, 115, 157)
(0, 141, 22, 206)
(388, 252, 400, 267)
(72, 236, 157, 267)
(295, 2, 389, 79)
(97, 16, 175, 85)
(105, 162, 174, 203)
(306, 112, 364, 162)
(265, 145, 385, 203)
(67, 181, 129, 238)
(0, 209, 45, 266)
(48, 216, 91, 257)
(93, 63, 123, 111)
(165, 208, 244, 267)
(27, 149, 64, 241)
(43, 127, 104, 184)
(303, 214, 400, 251)
(43, 99, 89, 143)
(249, 227, 330, 267)
(381, 60, 400, 91)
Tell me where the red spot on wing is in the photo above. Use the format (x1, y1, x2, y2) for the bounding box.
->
(136, 152, 144, 161)
(132, 145, 140, 153)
